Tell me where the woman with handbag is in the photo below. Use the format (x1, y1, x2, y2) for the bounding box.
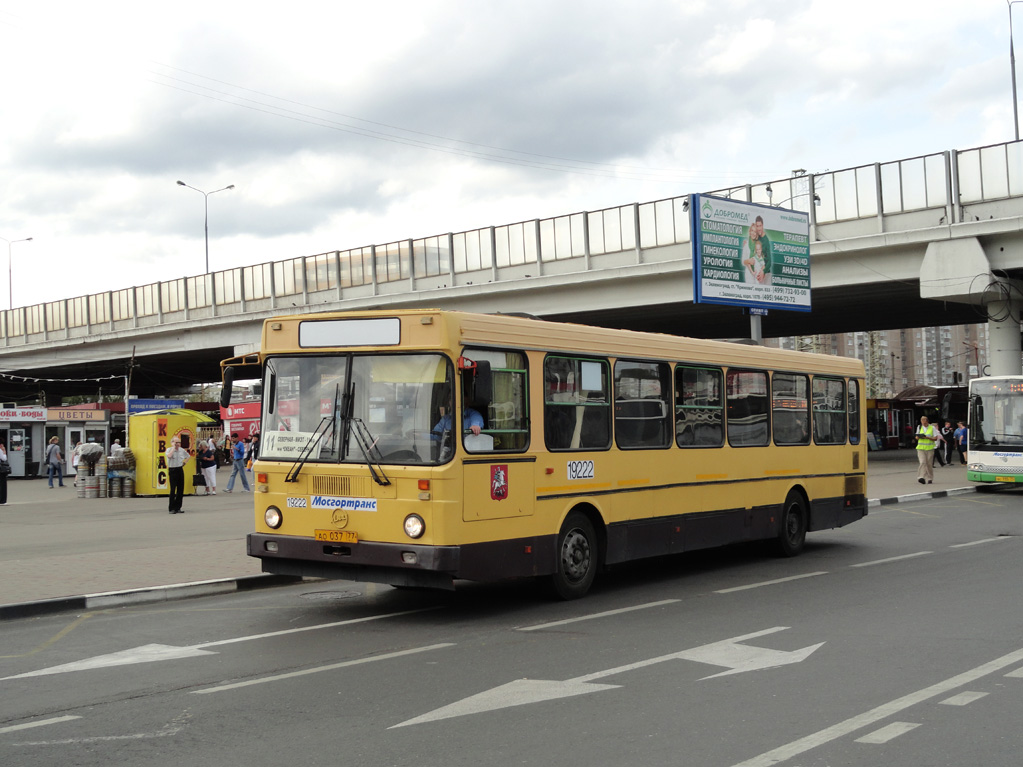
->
(0, 440, 9, 505)
(198, 440, 218, 495)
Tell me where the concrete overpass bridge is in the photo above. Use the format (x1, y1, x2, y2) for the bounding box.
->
(2, 139, 1022, 402)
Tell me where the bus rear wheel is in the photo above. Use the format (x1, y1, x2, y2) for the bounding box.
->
(775, 492, 807, 557)
(550, 512, 598, 600)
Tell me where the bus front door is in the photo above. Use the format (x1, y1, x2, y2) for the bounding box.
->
(462, 456, 535, 522)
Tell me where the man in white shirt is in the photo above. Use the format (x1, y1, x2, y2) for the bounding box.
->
(165, 437, 189, 514)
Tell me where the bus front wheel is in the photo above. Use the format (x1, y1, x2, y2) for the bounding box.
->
(775, 492, 807, 557)
(550, 512, 598, 600)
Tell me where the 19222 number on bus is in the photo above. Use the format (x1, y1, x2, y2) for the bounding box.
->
(567, 460, 595, 480)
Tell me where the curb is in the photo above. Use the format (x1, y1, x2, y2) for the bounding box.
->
(869, 485, 978, 508)
(0, 573, 303, 621)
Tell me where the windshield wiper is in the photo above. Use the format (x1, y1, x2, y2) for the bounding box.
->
(339, 371, 355, 461)
(285, 384, 341, 483)
(284, 415, 333, 482)
(349, 417, 391, 486)
(333, 375, 389, 485)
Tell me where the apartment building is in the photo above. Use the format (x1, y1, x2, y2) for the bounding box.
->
(766, 324, 990, 397)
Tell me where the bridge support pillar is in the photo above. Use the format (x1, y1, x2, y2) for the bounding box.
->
(921, 238, 1023, 377)
(985, 282, 1023, 377)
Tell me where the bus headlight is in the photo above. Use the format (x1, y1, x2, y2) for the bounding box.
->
(265, 507, 283, 529)
(403, 514, 425, 539)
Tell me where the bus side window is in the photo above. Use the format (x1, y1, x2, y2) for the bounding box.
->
(676, 365, 724, 447)
(812, 377, 847, 445)
(726, 369, 770, 447)
(848, 380, 861, 444)
(772, 372, 810, 446)
(614, 360, 671, 449)
(545, 356, 611, 451)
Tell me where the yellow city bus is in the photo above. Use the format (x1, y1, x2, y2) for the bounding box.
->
(221, 309, 867, 599)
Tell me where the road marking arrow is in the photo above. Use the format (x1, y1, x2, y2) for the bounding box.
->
(392, 679, 621, 728)
(2, 608, 436, 681)
(392, 626, 823, 728)
(675, 631, 825, 680)
(1, 644, 216, 679)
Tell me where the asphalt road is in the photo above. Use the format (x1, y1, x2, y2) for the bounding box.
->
(1, 488, 1021, 767)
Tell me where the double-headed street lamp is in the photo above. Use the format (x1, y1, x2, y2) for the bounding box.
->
(0, 235, 33, 311)
(176, 181, 235, 274)
(765, 184, 821, 208)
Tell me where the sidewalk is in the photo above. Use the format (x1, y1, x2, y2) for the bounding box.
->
(0, 467, 267, 616)
(0, 452, 975, 617)
(865, 446, 974, 504)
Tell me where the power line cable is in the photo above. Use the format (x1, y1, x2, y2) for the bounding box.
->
(147, 63, 777, 184)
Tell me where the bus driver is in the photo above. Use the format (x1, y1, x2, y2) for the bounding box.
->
(432, 406, 483, 437)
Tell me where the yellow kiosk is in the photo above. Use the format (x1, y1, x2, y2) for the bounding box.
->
(128, 409, 216, 496)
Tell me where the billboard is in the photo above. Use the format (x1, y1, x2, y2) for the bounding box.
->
(691, 193, 811, 312)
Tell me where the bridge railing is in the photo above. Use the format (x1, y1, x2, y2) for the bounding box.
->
(3, 139, 1021, 345)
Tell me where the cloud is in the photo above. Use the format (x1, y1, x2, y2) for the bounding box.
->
(0, 0, 1016, 307)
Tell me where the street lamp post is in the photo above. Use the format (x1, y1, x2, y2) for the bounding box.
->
(1010, 1, 1023, 140)
(0, 236, 33, 311)
(765, 184, 821, 208)
(176, 181, 235, 273)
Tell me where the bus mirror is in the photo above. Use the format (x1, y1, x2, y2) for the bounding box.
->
(468, 360, 492, 411)
(220, 367, 236, 408)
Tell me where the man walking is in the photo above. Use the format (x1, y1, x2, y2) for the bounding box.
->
(165, 437, 189, 514)
(915, 415, 939, 485)
(940, 420, 956, 467)
(45, 436, 65, 488)
(225, 433, 250, 493)
(954, 421, 968, 464)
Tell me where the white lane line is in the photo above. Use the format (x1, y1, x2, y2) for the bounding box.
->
(855, 722, 920, 744)
(715, 572, 828, 594)
(850, 552, 933, 568)
(14, 727, 182, 746)
(949, 537, 1011, 548)
(0, 716, 81, 735)
(940, 691, 989, 706)
(1006, 667, 1023, 678)
(192, 642, 455, 694)
(517, 600, 680, 632)
(196, 607, 440, 648)
(729, 646, 1023, 767)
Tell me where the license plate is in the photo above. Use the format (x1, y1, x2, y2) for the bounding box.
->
(314, 529, 358, 543)
(995, 476, 1015, 483)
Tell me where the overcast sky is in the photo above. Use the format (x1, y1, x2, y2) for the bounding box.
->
(0, 1, 1015, 308)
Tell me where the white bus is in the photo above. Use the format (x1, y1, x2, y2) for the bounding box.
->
(967, 376, 1023, 484)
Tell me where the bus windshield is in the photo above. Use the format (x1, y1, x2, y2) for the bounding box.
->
(970, 380, 1023, 449)
(259, 353, 454, 465)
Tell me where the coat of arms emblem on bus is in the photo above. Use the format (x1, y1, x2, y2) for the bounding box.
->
(491, 465, 508, 501)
